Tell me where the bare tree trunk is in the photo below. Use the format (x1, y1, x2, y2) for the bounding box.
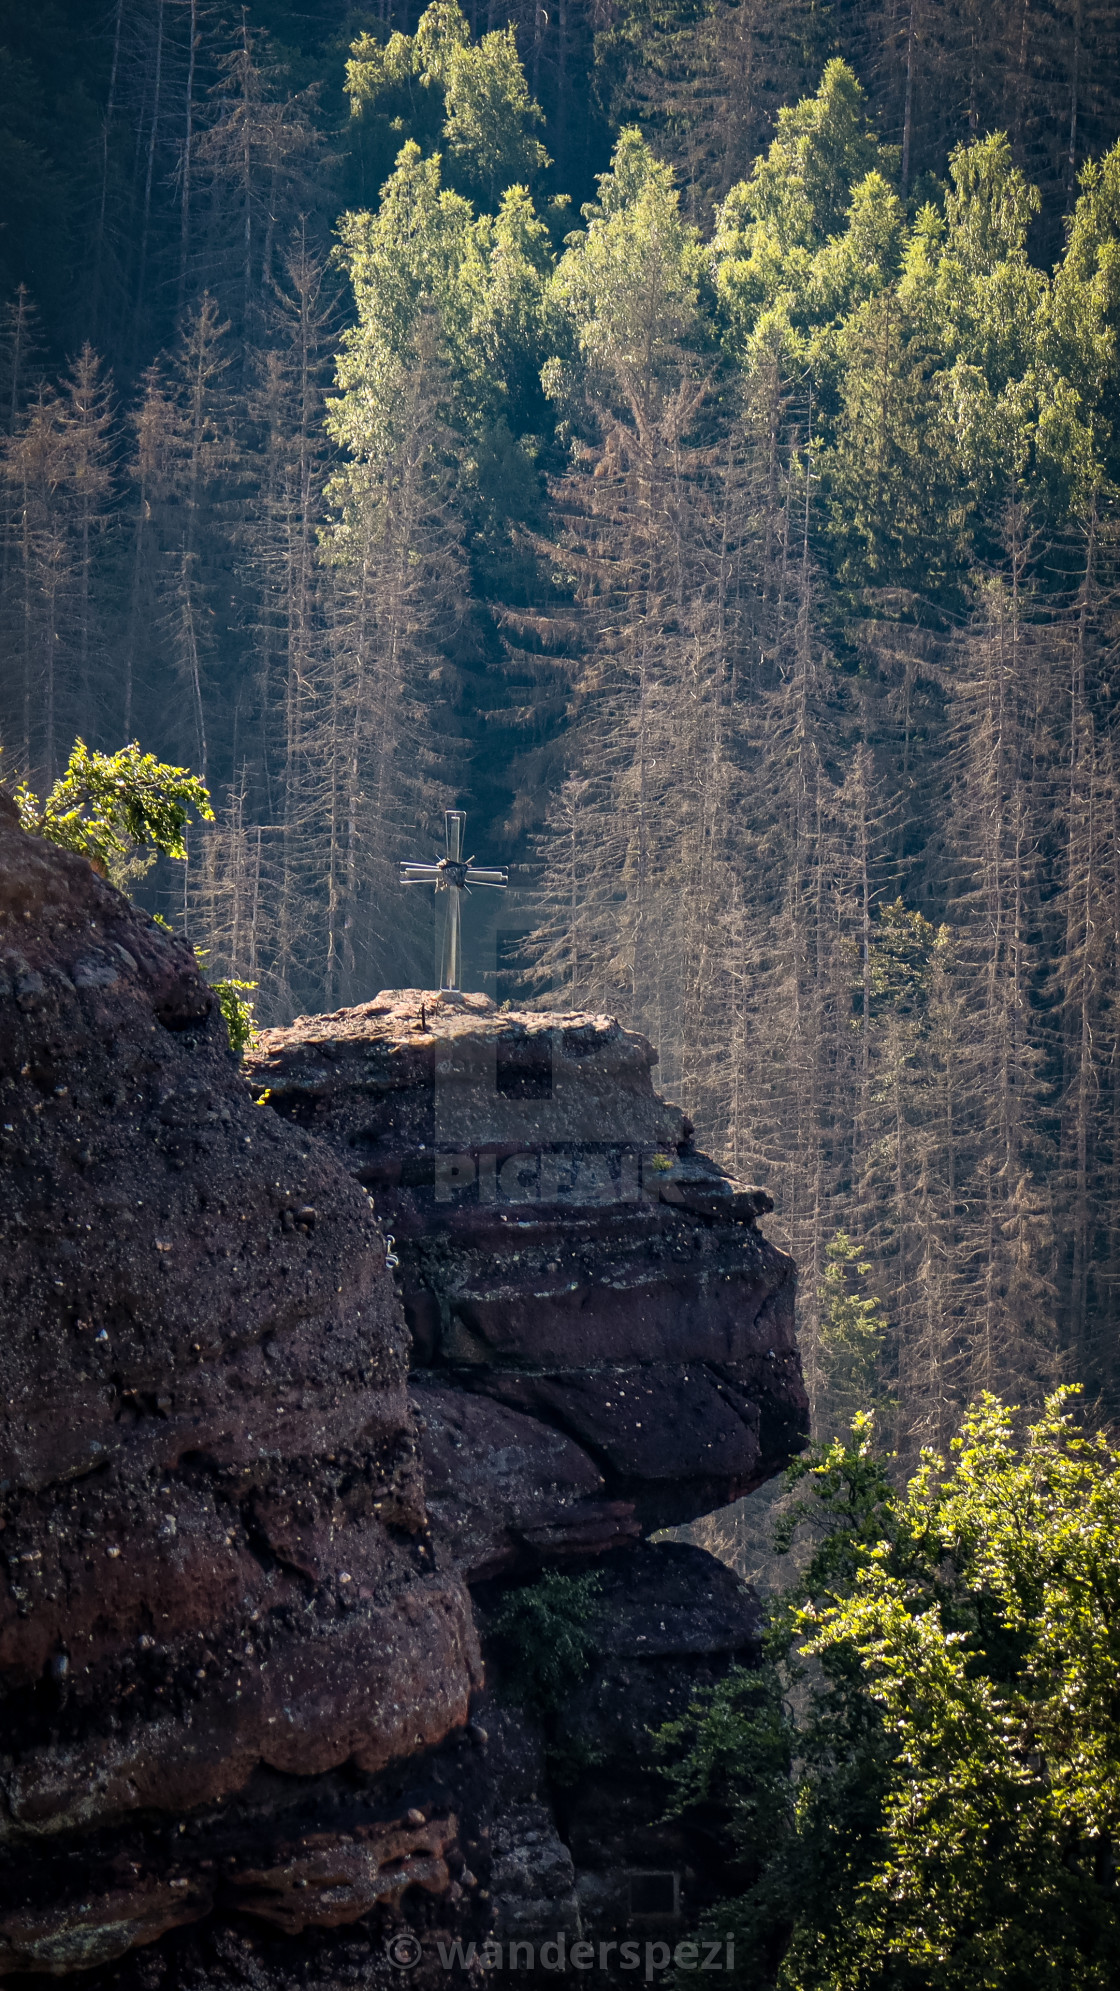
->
(1067, 0, 1083, 201)
(901, 0, 917, 191)
(242, 11, 254, 336)
(1064, 513, 1098, 1370)
(178, 0, 198, 320)
(135, 0, 167, 340)
(18, 441, 33, 772)
(93, 0, 126, 339)
(6, 285, 33, 434)
(178, 548, 208, 782)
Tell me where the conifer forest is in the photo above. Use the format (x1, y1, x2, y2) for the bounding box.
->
(3, 0, 1120, 1461)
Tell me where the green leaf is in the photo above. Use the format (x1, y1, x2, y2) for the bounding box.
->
(17, 738, 213, 888)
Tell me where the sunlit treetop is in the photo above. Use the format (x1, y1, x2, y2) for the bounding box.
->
(330, 144, 555, 455)
(711, 62, 898, 356)
(14, 740, 214, 888)
(347, 0, 550, 209)
(546, 127, 709, 413)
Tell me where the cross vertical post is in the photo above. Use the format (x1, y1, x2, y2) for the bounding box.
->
(443, 810, 464, 992)
(400, 810, 508, 993)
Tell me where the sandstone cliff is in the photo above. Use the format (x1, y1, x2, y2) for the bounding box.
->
(246, 990, 809, 1965)
(0, 800, 479, 1977)
(0, 804, 808, 1988)
(247, 989, 808, 1575)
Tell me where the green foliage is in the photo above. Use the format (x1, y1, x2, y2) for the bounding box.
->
(815, 1233, 890, 1441)
(192, 947, 258, 1055)
(15, 739, 213, 888)
(333, 56, 1120, 602)
(659, 1394, 1120, 1989)
(824, 290, 953, 587)
(347, 2, 549, 210)
(704, 66, 1120, 588)
(657, 1663, 794, 1860)
(210, 978, 258, 1058)
(1051, 147, 1120, 480)
(711, 63, 896, 359)
(442, 28, 550, 204)
(347, 6, 465, 194)
(754, 59, 890, 246)
(659, 1422, 898, 1984)
(330, 143, 554, 454)
(547, 125, 708, 411)
(487, 1569, 602, 1720)
(862, 899, 943, 1016)
(16, 737, 256, 1054)
(332, 142, 474, 427)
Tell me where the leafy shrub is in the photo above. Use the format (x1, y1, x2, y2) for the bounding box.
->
(15, 739, 213, 887)
(488, 1569, 602, 1720)
(17, 736, 256, 1057)
(210, 978, 258, 1057)
(658, 1393, 1120, 1990)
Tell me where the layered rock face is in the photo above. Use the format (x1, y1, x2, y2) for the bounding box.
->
(0, 803, 480, 1978)
(243, 989, 808, 1974)
(246, 989, 808, 1574)
(0, 809, 808, 1987)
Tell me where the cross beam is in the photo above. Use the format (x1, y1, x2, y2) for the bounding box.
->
(400, 810, 507, 992)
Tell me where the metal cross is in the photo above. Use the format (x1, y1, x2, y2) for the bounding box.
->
(399, 810, 507, 993)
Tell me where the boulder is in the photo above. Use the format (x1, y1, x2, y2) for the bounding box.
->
(247, 989, 809, 1558)
(412, 1380, 641, 1582)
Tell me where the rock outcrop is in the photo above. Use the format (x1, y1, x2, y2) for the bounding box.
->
(0, 801, 480, 1977)
(0, 805, 809, 1987)
(244, 988, 809, 1974)
(246, 989, 808, 1572)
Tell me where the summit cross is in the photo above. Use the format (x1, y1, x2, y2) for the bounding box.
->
(399, 810, 508, 993)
